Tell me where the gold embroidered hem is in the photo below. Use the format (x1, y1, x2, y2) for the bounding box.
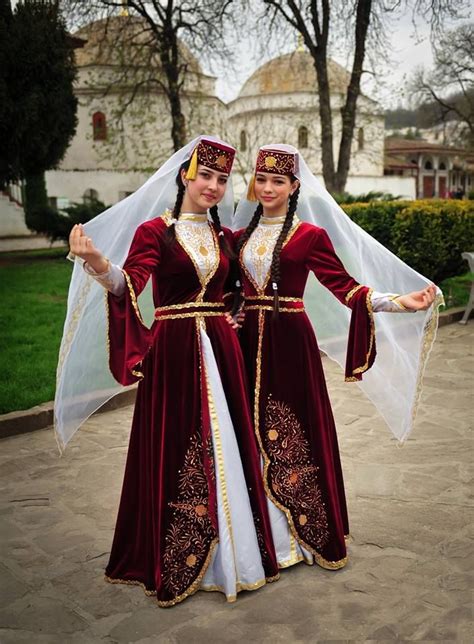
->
(200, 577, 268, 602)
(277, 552, 313, 569)
(105, 536, 219, 608)
(314, 553, 348, 570)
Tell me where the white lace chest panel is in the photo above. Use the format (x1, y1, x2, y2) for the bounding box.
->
(242, 219, 298, 289)
(175, 219, 218, 281)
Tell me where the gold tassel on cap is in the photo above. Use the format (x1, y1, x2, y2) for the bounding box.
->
(247, 174, 257, 201)
(185, 147, 198, 181)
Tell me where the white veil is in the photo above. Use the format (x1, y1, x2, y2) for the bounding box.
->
(234, 144, 444, 442)
(55, 135, 236, 451)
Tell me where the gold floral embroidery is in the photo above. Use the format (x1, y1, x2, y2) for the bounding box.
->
(162, 433, 217, 598)
(264, 396, 330, 551)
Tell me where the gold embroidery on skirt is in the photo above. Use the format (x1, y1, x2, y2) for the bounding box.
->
(162, 433, 217, 597)
(264, 396, 330, 550)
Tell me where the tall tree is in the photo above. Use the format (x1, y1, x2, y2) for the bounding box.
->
(64, 0, 234, 151)
(412, 22, 474, 147)
(0, 0, 78, 221)
(258, 0, 469, 193)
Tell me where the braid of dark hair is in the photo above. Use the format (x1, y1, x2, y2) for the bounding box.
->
(236, 203, 263, 253)
(270, 186, 300, 319)
(209, 205, 235, 260)
(230, 203, 264, 316)
(164, 161, 188, 246)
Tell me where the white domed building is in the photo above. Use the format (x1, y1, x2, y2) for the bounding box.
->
(46, 17, 226, 208)
(227, 51, 414, 198)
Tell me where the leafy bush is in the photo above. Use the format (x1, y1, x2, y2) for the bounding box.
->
(342, 199, 474, 283)
(25, 199, 107, 243)
(334, 191, 402, 205)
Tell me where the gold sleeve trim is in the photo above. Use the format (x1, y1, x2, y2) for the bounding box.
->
(345, 284, 364, 304)
(122, 269, 148, 328)
(345, 287, 375, 380)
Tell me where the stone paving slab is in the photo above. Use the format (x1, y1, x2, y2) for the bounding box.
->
(0, 324, 472, 643)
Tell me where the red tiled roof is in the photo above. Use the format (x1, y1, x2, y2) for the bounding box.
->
(385, 138, 468, 155)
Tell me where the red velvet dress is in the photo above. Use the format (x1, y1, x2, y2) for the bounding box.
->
(236, 220, 375, 570)
(104, 213, 278, 607)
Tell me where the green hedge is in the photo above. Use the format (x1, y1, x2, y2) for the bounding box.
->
(342, 199, 474, 283)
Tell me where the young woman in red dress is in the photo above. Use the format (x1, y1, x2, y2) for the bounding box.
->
(59, 137, 279, 606)
(233, 144, 439, 571)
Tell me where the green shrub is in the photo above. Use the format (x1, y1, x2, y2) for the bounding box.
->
(334, 191, 401, 205)
(25, 199, 107, 243)
(342, 201, 406, 252)
(342, 199, 474, 283)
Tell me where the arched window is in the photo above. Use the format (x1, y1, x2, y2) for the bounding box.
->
(83, 188, 99, 204)
(240, 130, 247, 152)
(424, 160, 433, 170)
(298, 125, 308, 149)
(92, 111, 107, 141)
(358, 127, 364, 151)
(439, 161, 447, 170)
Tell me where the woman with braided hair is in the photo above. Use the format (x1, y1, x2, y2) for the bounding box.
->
(59, 137, 280, 606)
(233, 144, 439, 572)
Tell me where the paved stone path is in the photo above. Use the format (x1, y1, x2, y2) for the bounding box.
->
(1, 324, 472, 643)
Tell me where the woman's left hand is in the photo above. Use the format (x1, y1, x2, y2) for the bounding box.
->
(397, 284, 437, 311)
(224, 310, 245, 330)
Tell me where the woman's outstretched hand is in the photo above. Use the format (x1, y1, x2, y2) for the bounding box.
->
(69, 224, 109, 273)
(397, 284, 437, 311)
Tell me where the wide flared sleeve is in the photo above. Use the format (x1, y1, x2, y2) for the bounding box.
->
(107, 221, 161, 386)
(305, 227, 376, 382)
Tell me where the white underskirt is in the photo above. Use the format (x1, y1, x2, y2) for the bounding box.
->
(199, 326, 266, 600)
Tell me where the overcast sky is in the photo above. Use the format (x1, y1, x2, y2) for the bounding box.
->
(11, 0, 471, 110)
(213, 6, 471, 109)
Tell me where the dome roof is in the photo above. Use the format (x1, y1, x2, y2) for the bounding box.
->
(238, 51, 350, 97)
(73, 16, 201, 73)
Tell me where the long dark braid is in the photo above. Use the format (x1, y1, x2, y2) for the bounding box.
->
(231, 203, 264, 316)
(164, 160, 188, 246)
(209, 205, 235, 260)
(270, 185, 300, 319)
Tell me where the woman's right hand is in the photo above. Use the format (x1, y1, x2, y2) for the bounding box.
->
(69, 224, 109, 273)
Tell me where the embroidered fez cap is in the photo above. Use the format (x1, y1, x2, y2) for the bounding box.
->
(186, 138, 235, 180)
(247, 146, 298, 200)
(255, 148, 298, 176)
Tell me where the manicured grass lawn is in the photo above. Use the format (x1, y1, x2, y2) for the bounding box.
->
(0, 247, 72, 414)
(0, 246, 471, 416)
(439, 272, 473, 309)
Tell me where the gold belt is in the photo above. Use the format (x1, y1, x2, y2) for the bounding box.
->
(243, 295, 305, 313)
(154, 301, 225, 321)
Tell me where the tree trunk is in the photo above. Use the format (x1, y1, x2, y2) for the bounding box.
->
(160, 27, 186, 151)
(313, 54, 337, 193)
(335, 0, 372, 194)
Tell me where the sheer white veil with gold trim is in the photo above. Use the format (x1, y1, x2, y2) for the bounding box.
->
(55, 135, 235, 451)
(234, 143, 443, 442)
